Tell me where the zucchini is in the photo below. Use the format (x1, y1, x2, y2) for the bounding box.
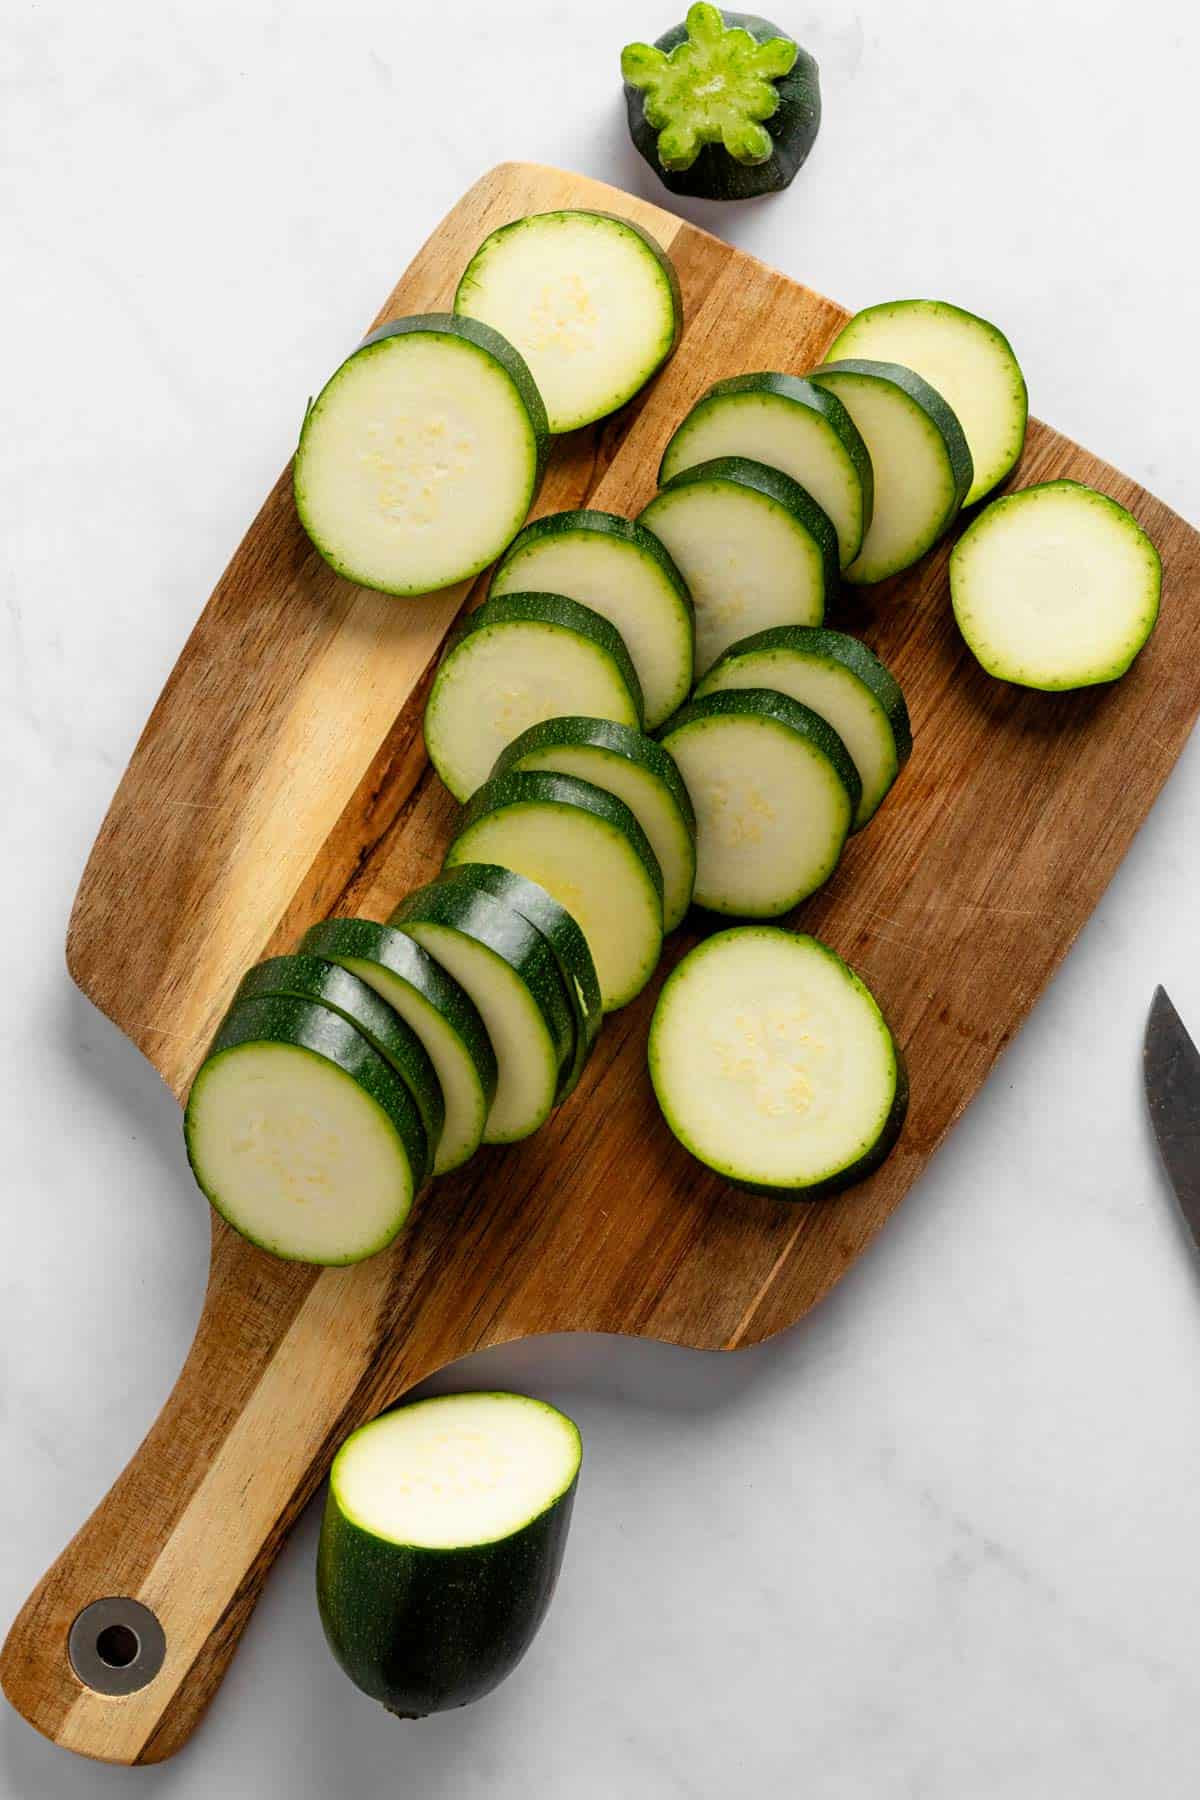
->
(184, 993, 427, 1265)
(659, 373, 872, 570)
(639, 456, 838, 675)
(649, 927, 907, 1197)
(300, 918, 496, 1176)
(318, 1392, 581, 1717)
(809, 360, 972, 584)
(950, 480, 1162, 690)
(454, 209, 682, 433)
(233, 954, 444, 1184)
(445, 770, 664, 1013)
(694, 626, 911, 829)
(622, 4, 821, 202)
(490, 509, 694, 728)
(390, 881, 574, 1145)
(294, 313, 548, 597)
(424, 591, 644, 802)
(492, 716, 696, 932)
(826, 299, 1027, 506)
(437, 862, 602, 1100)
(658, 689, 858, 915)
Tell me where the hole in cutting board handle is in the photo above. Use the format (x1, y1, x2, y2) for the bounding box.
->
(68, 1598, 166, 1696)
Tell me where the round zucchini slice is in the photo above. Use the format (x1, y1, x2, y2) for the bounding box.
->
(390, 881, 574, 1144)
(826, 298, 1027, 506)
(659, 372, 872, 570)
(622, 5, 821, 202)
(445, 770, 664, 1013)
(950, 480, 1161, 690)
(490, 509, 694, 727)
(809, 359, 972, 585)
(294, 313, 548, 597)
(318, 1391, 581, 1717)
(649, 927, 907, 1197)
(299, 918, 496, 1177)
(658, 689, 859, 916)
(639, 455, 839, 675)
(694, 625, 911, 829)
(454, 209, 682, 433)
(437, 862, 602, 1100)
(234, 954, 444, 1183)
(424, 591, 644, 802)
(492, 715, 696, 931)
(184, 994, 427, 1265)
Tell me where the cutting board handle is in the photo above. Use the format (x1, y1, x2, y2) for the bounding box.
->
(0, 1223, 400, 1765)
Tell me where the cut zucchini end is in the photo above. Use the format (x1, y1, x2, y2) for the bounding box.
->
(294, 315, 546, 597)
(621, 5, 797, 171)
(649, 928, 907, 1197)
(330, 1391, 582, 1551)
(185, 1040, 415, 1266)
(950, 479, 1162, 690)
(454, 210, 682, 434)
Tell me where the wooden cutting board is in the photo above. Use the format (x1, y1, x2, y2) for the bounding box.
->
(3, 162, 1198, 1766)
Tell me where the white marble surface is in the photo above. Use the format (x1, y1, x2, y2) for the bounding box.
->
(3, 1, 1200, 1793)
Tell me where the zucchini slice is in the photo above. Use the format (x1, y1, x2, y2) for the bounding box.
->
(490, 510, 694, 727)
(694, 626, 911, 829)
(445, 770, 664, 1013)
(492, 716, 696, 932)
(826, 299, 1027, 506)
(809, 359, 972, 585)
(454, 209, 682, 433)
(184, 994, 427, 1265)
(318, 1391, 581, 1717)
(658, 689, 858, 916)
(659, 373, 872, 570)
(390, 882, 574, 1145)
(649, 927, 907, 1197)
(424, 591, 644, 802)
(950, 480, 1162, 690)
(234, 955, 444, 1184)
(299, 918, 496, 1177)
(622, 5, 821, 202)
(294, 313, 548, 597)
(639, 456, 838, 675)
(437, 862, 602, 1100)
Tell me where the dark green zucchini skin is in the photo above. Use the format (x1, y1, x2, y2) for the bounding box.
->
(435, 862, 602, 1099)
(298, 917, 498, 1112)
(624, 12, 820, 201)
(316, 1472, 578, 1717)
(233, 954, 444, 1183)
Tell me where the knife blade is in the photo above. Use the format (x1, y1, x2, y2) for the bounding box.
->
(1144, 985, 1200, 1248)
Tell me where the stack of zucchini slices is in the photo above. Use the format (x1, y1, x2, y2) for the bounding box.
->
(198, 212, 1162, 1246)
